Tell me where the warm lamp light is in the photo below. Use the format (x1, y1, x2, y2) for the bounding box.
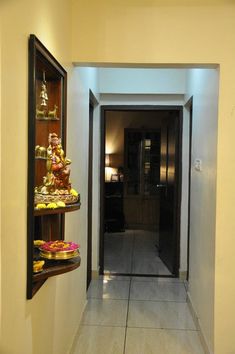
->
(105, 154, 111, 167)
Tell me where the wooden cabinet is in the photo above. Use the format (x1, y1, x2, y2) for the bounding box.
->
(124, 129, 161, 230)
(124, 129, 161, 196)
(27, 35, 80, 299)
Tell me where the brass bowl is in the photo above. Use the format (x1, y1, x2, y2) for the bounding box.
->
(39, 249, 80, 260)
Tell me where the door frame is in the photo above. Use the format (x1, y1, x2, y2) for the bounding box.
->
(99, 105, 183, 276)
(87, 90, 98, 289)
(185, 96, 193, 280)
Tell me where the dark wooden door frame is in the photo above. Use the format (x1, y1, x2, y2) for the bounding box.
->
(99, 105, 183, 276)
(185, 96, 193, 280)
(87, 90, 98, 290)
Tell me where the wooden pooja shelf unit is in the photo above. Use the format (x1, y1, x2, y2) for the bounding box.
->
(27, 35, 80, 299)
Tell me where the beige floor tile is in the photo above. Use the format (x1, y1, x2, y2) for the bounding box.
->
(128, 300, 196, 330)
(73, 325, 125, 354)
(82, 299, 128, 326)
(125, 328, 204, 354)
(104, 229, 173, 276)
(87, 279, 130, 300)
(132, 253, 172, 275)
(104, 255, 132, 273)
(130, 280, 186, 302)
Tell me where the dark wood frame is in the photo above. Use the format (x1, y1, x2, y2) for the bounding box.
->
(99, 105, 183, 277)
(87, 90, 98, 289)
(185, 96, 193, 280)
(27, 35, 81, 299)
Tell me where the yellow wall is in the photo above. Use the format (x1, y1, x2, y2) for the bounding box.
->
(72, 1, 235, 353)
(0, 11, 2, 337)
(0, 1, 99, 354)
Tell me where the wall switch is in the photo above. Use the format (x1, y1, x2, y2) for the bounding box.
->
(194, 158, 202, 172)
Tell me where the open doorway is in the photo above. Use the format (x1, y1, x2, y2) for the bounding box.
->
(99, 106, 182, 277)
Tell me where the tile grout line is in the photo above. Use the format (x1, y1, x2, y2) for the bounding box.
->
(79, 323, 198, 332)
(88, 297, 187, 303)
(123, 276, 132, 354)
(87, 296, 130, 301)
(130, 230, 136, 274)
(128, 299, 187, 303)
(126, 325, 199, 332)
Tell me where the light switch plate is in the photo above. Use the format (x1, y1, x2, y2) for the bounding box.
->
(194, 158, 202, 172)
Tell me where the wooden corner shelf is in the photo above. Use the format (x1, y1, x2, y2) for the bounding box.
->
(34, 202, 81, 216)
(32, 257, 81, 297)
(36, 117, 60, 121)
(33, 256, 81, 282)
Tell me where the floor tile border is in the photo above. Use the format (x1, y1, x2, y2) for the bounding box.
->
(128, 298, 187, 303)
(79, 323, 127, 328)
(86, 298, 129, 302)
(91, 277, 131, 282)
(88, 296, 130, 300)
(127, 325, 198, 332)
(131, 278, 183, 283)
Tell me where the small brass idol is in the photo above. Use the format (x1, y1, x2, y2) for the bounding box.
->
(35, 145, 47, 159)
(39, 71, 48, 107)
(48, 105, 58, 119)
(36, 106, 46, 118)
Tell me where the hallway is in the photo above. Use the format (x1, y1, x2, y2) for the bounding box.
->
(72, 276, 204, 354)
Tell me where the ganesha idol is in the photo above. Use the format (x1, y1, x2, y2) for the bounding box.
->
(34, 133, 79, 205)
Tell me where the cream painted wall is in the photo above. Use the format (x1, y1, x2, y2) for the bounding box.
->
(186, 69, 219, 353)
(71, 0, 231, 65)
(66, 66, 99, 294)
(100, 93, 185, 105)
(99, 68, 186, 94)
(72, 2, 235, 353)
(0, 1, 98, 354)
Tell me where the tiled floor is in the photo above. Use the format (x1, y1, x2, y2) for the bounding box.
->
(104, 229, 172, 276)
(72, 276, 205, 354)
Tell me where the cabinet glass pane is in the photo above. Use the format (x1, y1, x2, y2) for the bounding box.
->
(125, 130, 161, 196)
(143, 132, 161, 195)
(126, 131, 142, 195)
